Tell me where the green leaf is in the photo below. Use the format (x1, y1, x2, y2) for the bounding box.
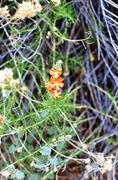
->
(47, 126, 58, 135)
(40, 109, 49, 118)
(45, 172, 54, 180)
(58, 135, 72, 141)
(55, 141, 65, 151)
(28, 174, 39, 180)
(8, 144, 17, 153)
(40, 146, 51, 156)
(37, 157, 46, 166)
(15, 170, 25, 180)
(50, 157, 58, 166)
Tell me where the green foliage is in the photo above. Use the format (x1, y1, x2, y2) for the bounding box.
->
(50, 0, 75, 23)
(28, 174, 39, 180)
(107, 137, 116, 145)
(0, 0, 117, 179)
(2, 165, 25, 180)
(40, 146, 51, 156)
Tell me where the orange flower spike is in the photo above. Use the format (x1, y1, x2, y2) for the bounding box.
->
(46, 60, 64, 98)
(50, 76, 64, 90)
(50, 67, 62, 79)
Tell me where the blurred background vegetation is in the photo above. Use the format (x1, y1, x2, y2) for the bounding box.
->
(0, 0, 118, 179)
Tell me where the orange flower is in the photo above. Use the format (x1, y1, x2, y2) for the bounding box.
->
(46, 81, 56, 93)
(50, 77, 64, 90)
(50, 67, 62, 79)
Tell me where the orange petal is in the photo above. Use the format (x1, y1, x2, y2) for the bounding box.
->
(50, 77, 64, 89)
(46, 81, 57, 93)
(50, 67, 62, 78)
